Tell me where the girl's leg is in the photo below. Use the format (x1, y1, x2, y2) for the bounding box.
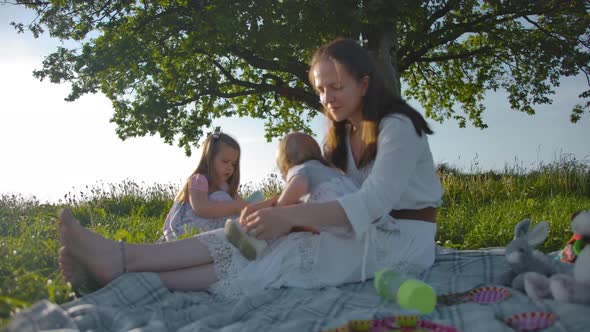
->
(58, 208, 215, 286)
(159, 264, 218, 291)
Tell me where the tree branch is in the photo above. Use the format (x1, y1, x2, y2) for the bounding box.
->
(415, 46, 494, 63)
(228, 47, 309, 86)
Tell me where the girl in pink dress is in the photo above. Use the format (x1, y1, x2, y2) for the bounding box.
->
(161, 132, 248, 241)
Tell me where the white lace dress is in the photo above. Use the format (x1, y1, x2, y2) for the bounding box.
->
(200, 161, 363, 298)
(201, 113, 443, 299)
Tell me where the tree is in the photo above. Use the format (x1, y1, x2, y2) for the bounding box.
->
(5, 0, 589, 155)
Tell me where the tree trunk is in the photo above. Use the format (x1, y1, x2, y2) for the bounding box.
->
(365, 23, 401, 99)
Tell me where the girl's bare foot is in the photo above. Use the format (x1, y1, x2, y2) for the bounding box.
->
(57, 208, 125, 286)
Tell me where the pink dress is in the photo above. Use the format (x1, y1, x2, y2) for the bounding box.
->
(161, 174, 233, 241)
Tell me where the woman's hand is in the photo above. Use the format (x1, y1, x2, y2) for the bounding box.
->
(240, 206, 293, 240)
(239, 202, 264, 225)
(239, 196, 278, 224)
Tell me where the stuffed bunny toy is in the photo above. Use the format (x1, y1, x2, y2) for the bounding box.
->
(502, 218, 571, 291)
(524, 210, 590, 305)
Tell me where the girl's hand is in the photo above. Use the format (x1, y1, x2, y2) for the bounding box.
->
(241, 207, 293, 240)
(233, 199, 248, 214)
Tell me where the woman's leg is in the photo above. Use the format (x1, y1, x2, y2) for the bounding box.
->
(159, 264, 218, 291)
(58, 208, 215, 286)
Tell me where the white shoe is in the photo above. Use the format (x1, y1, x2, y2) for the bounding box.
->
(224, 219, 268, 260)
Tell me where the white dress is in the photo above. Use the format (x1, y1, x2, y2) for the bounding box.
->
(161, 191, 235, 241)
(200, 114, 444, 299)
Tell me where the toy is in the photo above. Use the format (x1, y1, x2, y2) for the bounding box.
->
(556, 232, 584, 263)
(244, 190, 265, 203)
(523, 210, 590, 305)
(321, 315, 458, 332)
(501, 218, 570, 291)
(373, 268, 437, 314)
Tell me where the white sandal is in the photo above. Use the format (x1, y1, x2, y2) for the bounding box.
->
(224, 219, 268, 260)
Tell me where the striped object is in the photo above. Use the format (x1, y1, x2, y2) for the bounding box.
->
(468, 286, 510, 304)
(322, 315, 457, 332)
(438, 285, 509, 305)
(504, 312, 557, 331)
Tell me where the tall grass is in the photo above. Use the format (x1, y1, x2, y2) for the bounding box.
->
(1, 158, 589, 326)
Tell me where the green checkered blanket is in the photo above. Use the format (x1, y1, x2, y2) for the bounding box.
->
(6, 248, 590, 331)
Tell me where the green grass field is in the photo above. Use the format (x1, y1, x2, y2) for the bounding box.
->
(1, 158, 589, 326)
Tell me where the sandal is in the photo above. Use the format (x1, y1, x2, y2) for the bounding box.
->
(224, 219, 267, 260)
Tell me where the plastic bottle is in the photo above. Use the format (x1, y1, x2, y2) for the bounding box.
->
(244, 190, 265, 203)
(373, 268, 437, 314)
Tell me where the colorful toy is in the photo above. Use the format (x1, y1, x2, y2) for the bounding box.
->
(374, 268, 437, 314)
(523, 210, 590, 305)
(557, 232, 584, 263)
(322, 315, 457, 332)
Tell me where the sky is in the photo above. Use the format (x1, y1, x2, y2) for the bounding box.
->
(1, 6, 588, 203)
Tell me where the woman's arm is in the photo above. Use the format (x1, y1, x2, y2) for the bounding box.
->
(238, 175, 309, 227)
(242, 115, 438, 240)
(241, 200, 350, 239)
(189, 189, 247, 218)
(337, 115, 433, 237)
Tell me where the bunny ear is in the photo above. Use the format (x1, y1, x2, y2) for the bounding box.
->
(525, 221, 549, 247)
(514, 219, 532, 239)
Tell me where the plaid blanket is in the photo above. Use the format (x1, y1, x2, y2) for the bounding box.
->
(6, 248, 590, 331)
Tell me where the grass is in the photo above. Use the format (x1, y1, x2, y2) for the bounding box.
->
(1, 157, 589, 327)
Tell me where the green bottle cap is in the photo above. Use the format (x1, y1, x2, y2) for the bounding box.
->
(397, 279, 437, 314)
(374, 268, 437, 314)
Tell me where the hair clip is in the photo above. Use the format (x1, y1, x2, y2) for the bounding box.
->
(211, 127, 222, 140)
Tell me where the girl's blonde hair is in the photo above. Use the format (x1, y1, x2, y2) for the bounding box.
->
(276, 132, 328, 178)
(176, 132, 241, 202)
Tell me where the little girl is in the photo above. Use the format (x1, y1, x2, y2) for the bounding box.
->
(225, 132, 358, 260)
(161, 132, 248, 241)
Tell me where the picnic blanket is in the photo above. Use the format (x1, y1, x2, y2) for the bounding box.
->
(6, 247, 590, 331)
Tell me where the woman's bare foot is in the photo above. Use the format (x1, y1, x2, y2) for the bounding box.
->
(58, 246, 101, 294)
(57, 208, 125, 286)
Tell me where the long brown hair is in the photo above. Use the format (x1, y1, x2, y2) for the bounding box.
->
(276, 132, 329, 178)
(309, 38, 433, 171)
(176, 132, 241, 202)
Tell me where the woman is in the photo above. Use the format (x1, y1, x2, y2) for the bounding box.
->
(57, 38, 443, 297)
(241, 38, 443, 282)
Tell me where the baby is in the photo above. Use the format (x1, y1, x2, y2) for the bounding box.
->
(225, 132, 358, 260)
